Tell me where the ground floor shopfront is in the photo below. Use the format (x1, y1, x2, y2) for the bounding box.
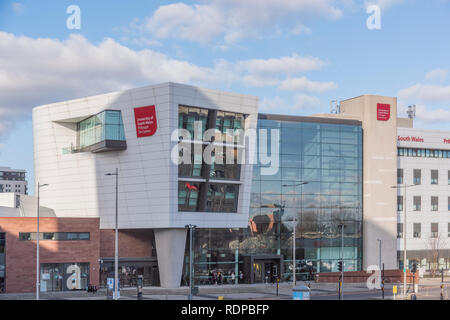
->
(0, 217, 161, 293)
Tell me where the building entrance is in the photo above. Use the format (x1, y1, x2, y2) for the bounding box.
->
(244, 255, 283, 284)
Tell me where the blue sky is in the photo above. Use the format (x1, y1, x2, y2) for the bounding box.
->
(0, 0, 450, 195)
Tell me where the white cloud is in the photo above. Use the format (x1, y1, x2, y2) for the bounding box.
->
(293, 93, 322, 110)
(279, 77, 337, 93)
(398, 83, 450, 103)
(425, 68, 449, 82)
(0, 32, 335, 138)
(11, 2, 25, 14)
(409, 104, 450, 124)
(364, 0, 404, 9)
(290, 24, 312, 35)
(260, 94, 321, 115)
(143, 0, 343, 44)
(237, 54, 325, 76)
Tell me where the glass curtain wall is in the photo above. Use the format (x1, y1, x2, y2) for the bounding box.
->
(185, 117, 363, 284)
(79, 110, 125, 149)
(178, 105, 245, 213)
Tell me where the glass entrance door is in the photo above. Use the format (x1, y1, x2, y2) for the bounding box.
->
(252, 262, 263, 283)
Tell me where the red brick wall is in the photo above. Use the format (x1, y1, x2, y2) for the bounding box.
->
(99, 229, 153, 258)
(0, 217, 100, 293)
(316, 269, 420, 283)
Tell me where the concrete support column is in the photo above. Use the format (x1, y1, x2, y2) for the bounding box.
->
(154, 228, 187, 288)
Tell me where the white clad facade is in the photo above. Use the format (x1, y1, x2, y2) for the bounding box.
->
(397, 127, 450, 270)
(33, 82, 258, 287)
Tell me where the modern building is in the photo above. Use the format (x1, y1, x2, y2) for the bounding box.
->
(32, 82, 258, 288)
(0, 82, 438, 294)
(0, 167, 27, 194)
(396, 126, 450, 272)
(188, 114, 364, 284)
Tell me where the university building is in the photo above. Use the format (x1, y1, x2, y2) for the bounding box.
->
(0, 82, 448, 293)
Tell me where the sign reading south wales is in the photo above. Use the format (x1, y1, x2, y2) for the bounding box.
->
(377, 103, 390, 121)
(134, 105, 157, 137)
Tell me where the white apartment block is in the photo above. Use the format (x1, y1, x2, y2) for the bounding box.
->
(0, 167, 27, 194)
(397, 127, 450, 271)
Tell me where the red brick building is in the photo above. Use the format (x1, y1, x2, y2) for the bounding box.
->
(0, 217, 157, 294)
(0, 217, 100, 293)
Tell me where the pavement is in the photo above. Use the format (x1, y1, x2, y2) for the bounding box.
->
(1, 278, 449, 300)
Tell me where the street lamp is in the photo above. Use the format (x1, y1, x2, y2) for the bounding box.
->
(377, 238, 382, 289)
(106, 168, 119, 300)
(338, 223, 345, 300)
(391, 183, 417, 298)
(282, 181, 308, 288)
(185, 224, 197, 300)
(36, 182, 49, 300)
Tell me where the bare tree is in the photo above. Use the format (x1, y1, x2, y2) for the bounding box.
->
(425, 232, 446, 277)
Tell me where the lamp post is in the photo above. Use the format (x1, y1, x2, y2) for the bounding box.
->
(185, 224, 197, 300)
(377, 239, 382, 269)
(391, 183, 417, 298)
(36, 182, 49, 300)
(282, 182, 308, 288)
(338, 223, 345, 300)
(106, 168, 119, 300)
(377, 238, 382, 287)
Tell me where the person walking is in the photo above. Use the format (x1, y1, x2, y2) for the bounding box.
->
(239, 270, 244, 284)
(231, 271, 236, 284)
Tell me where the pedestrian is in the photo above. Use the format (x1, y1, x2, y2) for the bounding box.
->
(239, 270, 244, 284)
(208, 271, 213, 285)
(231, 271, 236, 284)
(218, 272, 222, 285)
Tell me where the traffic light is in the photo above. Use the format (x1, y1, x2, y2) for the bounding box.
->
(411, 262, 417, 274)
(337, 261, 343, 272)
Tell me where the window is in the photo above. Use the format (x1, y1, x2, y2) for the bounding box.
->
(397, 196, 403, 211)
(413, 169, 421, 185)
(431, 170, 439, 185)
(215, 111, 245, 138)
(78, 110, 125, 149)
(178, 182, 200, 212)
(206, 183, 239, 213)
(397, 169, 404, 184)
(40, 263, 89, 292)
(413, 196, 421, 211)
(19, 232, 90, 241)
(448, 196, 450, 212)
(178, 106, 209, 139)
(448, 171, 450, 185)
(431, 196, 439, 212)
(398, 147, 450, 159)
(413, 223, 421, 238)
(397, 223, 403, 239)
(448, 223, 450, 238)
(431, 223, 439, 238)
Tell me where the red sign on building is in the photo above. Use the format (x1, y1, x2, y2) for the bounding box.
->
(134, 105, 157, 138)
(377, 104, 391, 121)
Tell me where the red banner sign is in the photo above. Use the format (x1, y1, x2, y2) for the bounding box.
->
(377, 104, 391, 121)
(134, 105, 157, 138)
(444, 139, 450, 144)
